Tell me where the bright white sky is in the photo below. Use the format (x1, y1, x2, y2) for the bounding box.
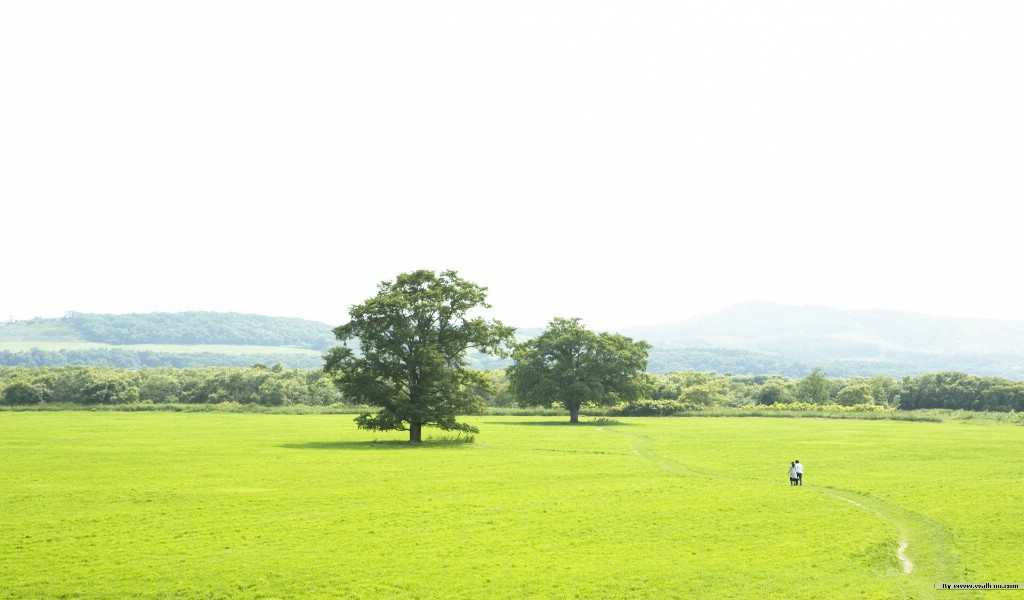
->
(2, 1, 1022, 330)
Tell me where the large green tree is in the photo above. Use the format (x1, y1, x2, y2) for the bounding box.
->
(324, 270, 514, 442)
(507, 317, 651, 423)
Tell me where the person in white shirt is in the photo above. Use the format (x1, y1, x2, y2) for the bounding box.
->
(794, 460, 803, 485)
(788, 462, 798, 486)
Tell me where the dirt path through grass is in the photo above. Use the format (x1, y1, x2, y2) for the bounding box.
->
(826, 492, 914, 573)
(817, 484, 957, 591)
(608, 425, 960, 598)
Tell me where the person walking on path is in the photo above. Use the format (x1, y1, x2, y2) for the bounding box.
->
(794, 460, 803, 486)
(789, 462, 798, 486)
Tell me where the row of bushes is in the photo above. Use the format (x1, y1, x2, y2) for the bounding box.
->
(636, 370, 1024, 413)
(0, 365, 342, 407)
(618, 398, 895, 416)
(4, 365, 1024, 415)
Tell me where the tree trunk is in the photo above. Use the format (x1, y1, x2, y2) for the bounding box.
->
(409, 420, 423, 443)
(569, 406, 580, 424)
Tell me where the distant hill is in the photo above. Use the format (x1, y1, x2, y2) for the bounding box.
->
(0, 311, 337, 348)
(621, 302, 1024, 379)
(4, 305, 1024, 378)
(0, 312, 337, 368)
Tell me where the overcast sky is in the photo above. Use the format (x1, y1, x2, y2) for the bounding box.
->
(2, 1, 1022, 330)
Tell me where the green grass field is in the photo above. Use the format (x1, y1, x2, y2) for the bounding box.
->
(1, 414, 1021, 599)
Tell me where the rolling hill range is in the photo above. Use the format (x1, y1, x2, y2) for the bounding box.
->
(3, 304, 1024, 378)
(622, 301, 1024, 379)
(0, 312, 336, 369)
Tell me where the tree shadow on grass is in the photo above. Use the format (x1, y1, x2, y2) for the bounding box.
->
(281, 438, 477, 451)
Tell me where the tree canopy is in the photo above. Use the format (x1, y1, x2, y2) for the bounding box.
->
(507, 317, 651, 423)
(323, 270, 514, 442)
(796, 367, 831, 404)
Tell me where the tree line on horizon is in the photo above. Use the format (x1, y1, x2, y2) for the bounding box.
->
(0, 348, 326, 370)
(5, 345, 1019, 381)
(4, 271, 1024, 434)
(2, 363, 1023, 415)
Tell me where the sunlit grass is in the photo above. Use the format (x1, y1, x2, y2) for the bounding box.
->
(1, 414, 1020, 599)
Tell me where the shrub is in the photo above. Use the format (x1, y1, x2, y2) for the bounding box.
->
(1, 381, 50, 405)
(619, 399, 684, 416)
(760, 401, 894, 413)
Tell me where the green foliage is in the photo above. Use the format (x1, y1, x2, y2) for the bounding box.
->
(898, 371, 1024, 412)
(5, 359, 1024, 417)
(0, 317, 81, 341)
(64, 311, 336, 348)
(865, 375, 902, 408)
(0, 365, 347, 408)
(796, 367, 832, 404)
(835, 382, 874, 406)
(755, 378, 796, 405)
(757, 401, 895, 413)
(645, 347, 811, 376)
(677, 376, 731, 408)
(324, 270, 514, 442)
(637, 371, 760, 411)
(80, 370, 139, 405)
(507, 317, 651, 423)
(0, 347, 326, 369)
(644, 369, 1024, 414)
(619, 398, 684, 416)
(1, 380, 50, 405)
(0, 312, 335, 368)
(473, 369, 515, 407)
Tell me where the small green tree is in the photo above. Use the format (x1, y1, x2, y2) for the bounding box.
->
(755, 378, 794, 405)
(836, 382, 874, 406)
(134, 370, 181, 404)
(1, 380, 49, 405)
(80, 370, 139, 405)
(507, 317, 650, 423)
(675, 371, 731, 408)
(796, 367, 831, 404)
(324, 270, 514, 442)
(866, 375, 901, 408)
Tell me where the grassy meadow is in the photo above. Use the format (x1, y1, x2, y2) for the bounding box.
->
(1, 413, 1022, 599)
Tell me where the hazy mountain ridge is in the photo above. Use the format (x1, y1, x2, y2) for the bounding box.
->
(624, 301, 1024, 354)
(622, 302, 1024, 378)
(3, 305, 1023, 378)
(0, 312, 336, 369)
(1, 312, 336, 350)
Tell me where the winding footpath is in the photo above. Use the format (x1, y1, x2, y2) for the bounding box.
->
(604, 426, 962, 598)
(827, 491, 914, 573)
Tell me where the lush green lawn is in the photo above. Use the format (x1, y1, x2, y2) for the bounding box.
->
(1, 414, 1021, 599)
